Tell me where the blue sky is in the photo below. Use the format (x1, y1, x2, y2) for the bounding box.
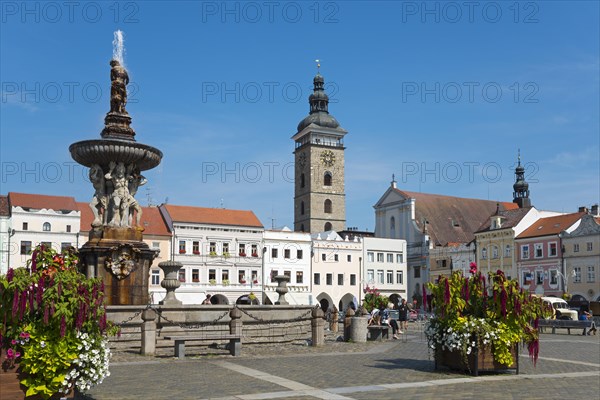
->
(1, 1, 599, 230)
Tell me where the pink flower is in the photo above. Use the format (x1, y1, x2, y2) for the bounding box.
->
(6, 348, 15, 359)
(19, 332, 30, 340)
(469, 262, 477, 275)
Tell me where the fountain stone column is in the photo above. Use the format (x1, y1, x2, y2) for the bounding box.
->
(274, 275, 290, 305)
(70, 32, 163, 305)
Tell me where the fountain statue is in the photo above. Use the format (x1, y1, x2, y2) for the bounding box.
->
(69, 31, 162, 305)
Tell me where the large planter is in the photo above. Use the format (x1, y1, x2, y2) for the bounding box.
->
(434, 342, 519, 376)
(0, 350, 74, 400)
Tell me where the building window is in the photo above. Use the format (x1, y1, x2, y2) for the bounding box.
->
(505, 245, 511, 257)
(390, 216, 395, 238)
(193, 241, 200, 254)
(396, 253, 403, 263)
(387, 253, 393, 263)
(550, 270, 558, 285)
(178, 269, 186, 282)
(548, 242, 557, 257)
(396, 271, 403, 284)
(296, 271, 303, 284)
(377, 270, 384, 284)
(587, 242, 593, 251)
(239, 271, 246, 283)
(284, 249, 291, 259)
(209, 242, 216, 254)
(350, 274, 356, 285)
(20, 241, 32, 255)
(222, 269, 229, 282)
(300, 201, 305, 215)
(61, 242, 71, 253)
(270, 270, 277, 282)
(521, 245, 529, 259)
(337, 274, 344, 285)
(209, 269, 216, 281)
(300, 173, 305, 188)
(536, 271, 544, 285)
(367, 269, 374, 283)
(297, 249, 303, 259)
(300, 224, 305, 232)
(314, 273, 320, 285)
(414, 267, 421, 279)
(587, 266, 596, 283)
(347, 254, 351, 262)
(573, 267, 581, 283)
(326, 273, 333, 285)
(66, 224, 71, 233)
(492, 246, 498, 259)
(324, 222, 332, 231)
(574, 243, 580, 252)
(41, 242, 52, 251)
(223, 242, 230, 255)
(334, 254, 339, 261)
(22, 222, 28, 230)
(43, 222, 51, 232)
(377, 253, 384, 262)
(152, 241, 160, 250)
(324, 172, 332, 186)
(324, 199, 332, 214)
(272, 248, 278, 258)
(251, 270, 258, 282)
(179, 240, 186, 254)
(151, 270, 160, 285)
(321, 253, 326, 261)
(481, 248, 487, 260)
(386, 270, 393, 284)
(239, 243, 246, 256)
(284, 270, 291, 279)
(534, 243, 543, 258)
(192, 269, 200, 283)
(523, 271, 533, 285)
(251, 244, 258, 256)
(367, 252, 374, 262)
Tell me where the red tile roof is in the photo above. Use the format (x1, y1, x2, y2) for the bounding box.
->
(8, 192, 78, 212)
(517, 212, 585, 239)
(162, 204, 263, 228)
(78, 202, 171, 236)
(394, 189, 518, 246)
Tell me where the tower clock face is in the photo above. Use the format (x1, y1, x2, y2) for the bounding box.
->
(298, 152, 307, 169)
(320, 150, 336, 167)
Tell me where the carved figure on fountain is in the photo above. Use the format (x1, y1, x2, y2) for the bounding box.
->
(89, 164, 108, 227)
(109, 59, 129, 114)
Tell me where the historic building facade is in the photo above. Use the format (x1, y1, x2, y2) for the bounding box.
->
(293, 72, 347, 233)
(362, 237, 408, 304)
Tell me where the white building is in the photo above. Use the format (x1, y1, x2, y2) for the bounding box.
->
(7, 192, 81, 269)
(362, 237, 408, 304)
(157, 204, 264, 305)
(263, 228, 312, 305)
(0, 195, 11, 274)
(311, 231, 362, 312)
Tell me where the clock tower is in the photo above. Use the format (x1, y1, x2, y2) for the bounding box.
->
(292, 71, 347, 233)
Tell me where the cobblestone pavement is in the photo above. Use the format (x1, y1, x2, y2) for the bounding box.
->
(80, 326, 600, 400)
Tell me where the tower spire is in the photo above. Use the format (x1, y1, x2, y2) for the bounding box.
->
(513, 150, 531, 208)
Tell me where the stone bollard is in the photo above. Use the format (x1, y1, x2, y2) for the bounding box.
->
(350, 315, 368, 343)
(331, 307, 339, 333)
(344, 308, 355, 341)
(229, 307, 243, 356)
(140, 308, 157, 356)
(311, 307, 325, 347)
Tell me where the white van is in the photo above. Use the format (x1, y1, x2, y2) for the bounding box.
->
(541, 297, 578, 320)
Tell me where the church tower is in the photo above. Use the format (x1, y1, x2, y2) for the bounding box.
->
(292, 69, 347, 233)
(513, 150, 532, 208)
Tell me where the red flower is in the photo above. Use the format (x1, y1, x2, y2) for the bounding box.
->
(469, 262, 477, 275)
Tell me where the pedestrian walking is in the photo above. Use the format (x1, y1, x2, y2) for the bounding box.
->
(398, 298, 409, 331)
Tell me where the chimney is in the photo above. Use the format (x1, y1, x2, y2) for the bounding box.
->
(591, 204, 599, 216)
(578, 206, 588, 213)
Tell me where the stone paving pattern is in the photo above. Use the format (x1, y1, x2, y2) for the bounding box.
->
(80, 325, 600, 399)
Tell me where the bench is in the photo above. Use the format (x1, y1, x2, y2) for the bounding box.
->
(538, 319, 592, 335)
(367, 325, 389, 341)
(163, 334, 242, 358)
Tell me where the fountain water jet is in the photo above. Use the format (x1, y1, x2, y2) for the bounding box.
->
(69, 32, 162, 305)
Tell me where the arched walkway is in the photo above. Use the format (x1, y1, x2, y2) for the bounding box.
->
(339, 293, 356, 312)
(317, 293, 334, 312)
(211, 294, 229, 305)
(236, 294, 259, 305)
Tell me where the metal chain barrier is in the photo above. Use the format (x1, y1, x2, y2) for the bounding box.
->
(155, 308, 230, 330)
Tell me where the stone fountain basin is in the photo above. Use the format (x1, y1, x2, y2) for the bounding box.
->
(69, 139, 163, 171)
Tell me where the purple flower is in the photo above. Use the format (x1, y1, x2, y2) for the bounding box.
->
(6, 268, 14, 283)
(60, 315, 66, 337)
(6, 348, 15, 359)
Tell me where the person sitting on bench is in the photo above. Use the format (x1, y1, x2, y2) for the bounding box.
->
(381, 303, 402, 339)
(581, 310, 597, 335)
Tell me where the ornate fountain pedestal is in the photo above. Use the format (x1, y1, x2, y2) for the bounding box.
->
(70, 56, 162, 306)
(78, 227, 157, 305)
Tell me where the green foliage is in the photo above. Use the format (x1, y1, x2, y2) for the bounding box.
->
(362, 286, 389, 312)
(0, 245, 117, 398)
(425, 266, 547, 367)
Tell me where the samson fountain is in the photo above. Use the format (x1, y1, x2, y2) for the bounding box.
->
(69, 31, 163, 305)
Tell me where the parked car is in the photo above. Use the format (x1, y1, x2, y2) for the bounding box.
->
(541, 296, 579, 320)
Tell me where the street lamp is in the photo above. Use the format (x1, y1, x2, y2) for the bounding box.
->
(557, 269, 576, 294)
